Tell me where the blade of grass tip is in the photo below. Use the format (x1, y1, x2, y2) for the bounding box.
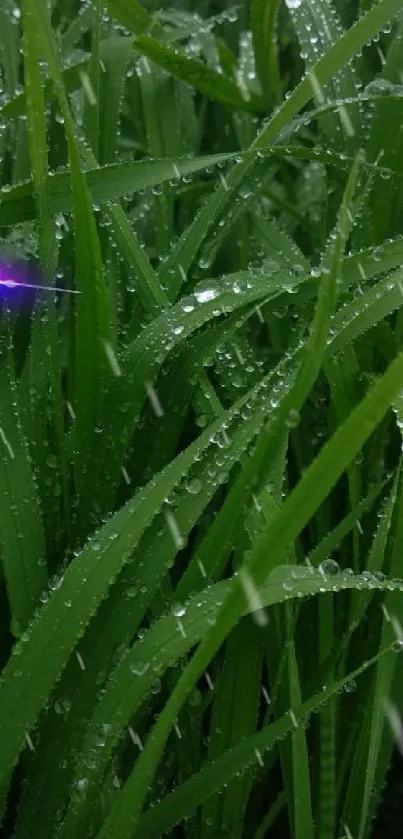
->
(0, 150, 242, 227)
(98, 328, 403, 838)
(193, 157, 280, 282)
(61, 2, 94, 53)
(30, 0, 111, 487)
(105, 200, 168, 313)
(344, 462, 400, 648)
(156, 0, 403, 297)
(250, 0, 281, 107)
(106, 0, 157, 37)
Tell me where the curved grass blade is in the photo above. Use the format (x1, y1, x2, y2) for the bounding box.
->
(132, 34, 264, 114)
(329, 266, 403, 355)
(157, 0, 403, 296)
(135, 642, 400, 839)
(287, 0, 361, 148)
(0, 256, 400, 832)
(78, 268, 289, 521)
(0, 319, 297, 786)
(0, 151, 246, 227)
(10, 341, 295, 839)
(174, 152, 360, 612)
(61, 568, 403, 839)
(98, 344, 403, 838)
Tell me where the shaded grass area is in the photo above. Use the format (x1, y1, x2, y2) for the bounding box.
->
(1, 1, 403, 838)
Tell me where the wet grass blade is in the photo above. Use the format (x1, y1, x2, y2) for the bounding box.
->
(60, 568, 403, 839)
(29, 0, 111, 485)
(0, 341, 47, 637)
(250, 0, 281, 107)
(158, 0, 403, 293)
(92, 347, 403, 837)
(0, 151, 243, 226)
(133, 33, 264, 113)
(3, 2, 403, 837)
(136, 644, 398, 839)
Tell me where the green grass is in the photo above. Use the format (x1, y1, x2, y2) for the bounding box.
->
(1, 1, 403, 837)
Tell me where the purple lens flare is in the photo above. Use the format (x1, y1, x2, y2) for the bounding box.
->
(0, 259, 78, 307)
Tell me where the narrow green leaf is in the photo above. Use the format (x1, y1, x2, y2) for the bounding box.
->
(0, 344, 47, 636)
(250, 0, 281, 106)
(133, 34, 264, 114)
(93, 342, 403, 838)
(0, 151, 243, 227)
